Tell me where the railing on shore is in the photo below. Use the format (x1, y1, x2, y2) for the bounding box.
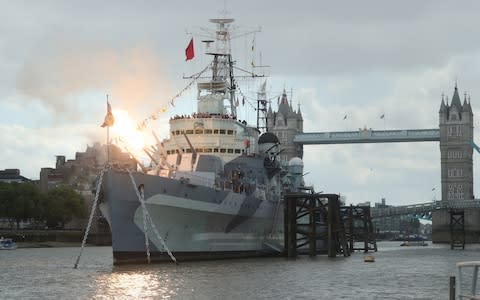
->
(0, 229, 111, 245)
(450, 261, 480, 300)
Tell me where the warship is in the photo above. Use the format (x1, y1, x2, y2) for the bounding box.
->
(99, 18, 307, 264)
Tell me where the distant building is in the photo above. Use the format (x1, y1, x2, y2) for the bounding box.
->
(267, 89, 303, 162)
(0, 169, 31, 183)
(372, 198, 401, 235)
(39, 143, 137, 230)
(39, 143, 136, 193)
(374, 197, 387, 208)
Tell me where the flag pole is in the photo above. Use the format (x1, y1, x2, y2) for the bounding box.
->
(106, 94, 110, 165)
(107, 126, 110, 165)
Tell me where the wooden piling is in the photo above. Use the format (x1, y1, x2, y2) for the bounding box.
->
(284, 193, 350, 258)
(285, 195, 297, 258)
(339, 205, 377, 253)
(449, 275, 455, 300)
(309, 197, 316, 257)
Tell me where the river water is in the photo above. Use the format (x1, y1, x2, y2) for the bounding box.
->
(0, 242, 479, 299)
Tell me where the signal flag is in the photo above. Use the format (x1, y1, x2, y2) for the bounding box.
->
(101, 101, 114, 128)
(185, 38, 194, 61)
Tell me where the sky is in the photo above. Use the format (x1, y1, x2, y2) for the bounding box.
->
(2, 0, 480, 206)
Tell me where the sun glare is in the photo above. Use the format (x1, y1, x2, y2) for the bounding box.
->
(111, 109, 146, 156)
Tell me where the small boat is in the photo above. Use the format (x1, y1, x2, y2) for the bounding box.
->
(400, 241, 428, 247)
(0, 237, 18, 250)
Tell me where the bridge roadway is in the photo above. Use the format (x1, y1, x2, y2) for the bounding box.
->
(370, 199, 480, 218)
(294, 128, 440, 144)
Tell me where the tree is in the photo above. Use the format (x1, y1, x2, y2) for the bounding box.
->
(11, 183, 40, 229)
(0, 182, 86, 229)
(0, 182, 44, 229)
(42, 185, 87, 228)
(0, 182, 15, 228)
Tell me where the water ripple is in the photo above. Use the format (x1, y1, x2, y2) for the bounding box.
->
(1, 242, 479, 299)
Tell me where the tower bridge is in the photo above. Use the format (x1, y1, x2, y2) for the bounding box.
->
(370, 199, 480, 219)
(267, 85, 478, 243)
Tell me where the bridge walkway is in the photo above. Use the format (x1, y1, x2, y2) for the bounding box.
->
(294, 128, 440, 145)
(371, 200, 480, 218)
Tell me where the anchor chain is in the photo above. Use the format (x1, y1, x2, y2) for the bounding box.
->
(139, 184, 151, 264)
(74, 166, 107, 269)
(127, 169, 178, 264)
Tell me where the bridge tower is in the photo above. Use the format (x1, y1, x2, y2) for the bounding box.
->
(439, 85, 474, 201)
(267, 89, 304, 162)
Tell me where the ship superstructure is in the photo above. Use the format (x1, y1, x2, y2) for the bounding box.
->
(151, 18, 258, 173)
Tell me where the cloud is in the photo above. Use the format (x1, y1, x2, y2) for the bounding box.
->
(2, 0, 480, 206)
(303, 142, 440, 205)
(0, 123, 102, 179)
(245, 2, 480, 77)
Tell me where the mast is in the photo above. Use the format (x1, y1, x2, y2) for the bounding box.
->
(256, 80, 268, 132)
(193, 18, 237, 117)
(209, 18, 236, 118)
(191, 18, 264, 119)
(228, 54, 237, 118)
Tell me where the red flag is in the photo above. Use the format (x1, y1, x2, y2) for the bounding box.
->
(185, 38, 194, 61)
(101, 101, 114, 127)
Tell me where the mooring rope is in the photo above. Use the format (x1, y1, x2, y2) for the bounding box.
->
(139, 184, 151, 264)
(73, 166, 107, 269)
(127, 169, 178, 264)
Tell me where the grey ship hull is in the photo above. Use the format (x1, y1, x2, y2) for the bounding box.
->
(100, 169, 284, 264)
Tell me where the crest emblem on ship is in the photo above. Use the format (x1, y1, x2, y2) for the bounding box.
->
(98, 18, 308, 264)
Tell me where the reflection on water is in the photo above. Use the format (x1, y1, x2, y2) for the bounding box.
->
(1, 242, 479, 299)
(95, 271, 176, 299)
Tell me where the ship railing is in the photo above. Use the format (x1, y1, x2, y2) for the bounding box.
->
(217, 180, 262, 196)
(170, 112, 235, 121)
(454, 261, 480, 299)
(173, 171, 216, 188)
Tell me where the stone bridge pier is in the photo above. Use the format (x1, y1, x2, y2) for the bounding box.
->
(432, 210, 480, 243)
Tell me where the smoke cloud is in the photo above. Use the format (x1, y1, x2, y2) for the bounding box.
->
(17, 41, 174, 122)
